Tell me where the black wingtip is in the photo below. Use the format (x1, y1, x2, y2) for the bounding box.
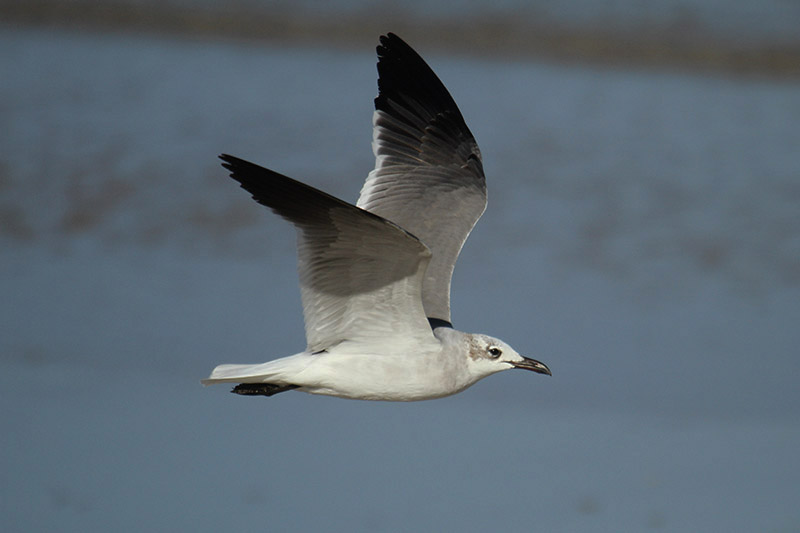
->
(377, 32, 408, 54)
(374, 32, 466, 127)
(218, 153, 236, 174)
(218, 153, 266, 191)
(219, 153, 239, 172)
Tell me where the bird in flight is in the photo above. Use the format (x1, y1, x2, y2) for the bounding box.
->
(203, 33, 551, 401)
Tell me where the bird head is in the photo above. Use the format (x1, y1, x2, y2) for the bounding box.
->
(465, 333, 551, 380)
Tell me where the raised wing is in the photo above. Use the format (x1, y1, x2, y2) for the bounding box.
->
(357, 33, 487, 326)
(220, 154, 437, 353)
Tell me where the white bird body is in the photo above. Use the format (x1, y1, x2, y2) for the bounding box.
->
(205, 329, 527, 401)
(203, 33, 550, 401)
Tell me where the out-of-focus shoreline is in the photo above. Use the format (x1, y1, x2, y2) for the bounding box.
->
(2, 0, 799, 78)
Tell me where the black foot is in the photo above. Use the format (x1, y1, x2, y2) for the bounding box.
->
(231, 383, 300, 397)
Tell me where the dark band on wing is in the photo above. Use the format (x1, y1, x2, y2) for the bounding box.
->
(427, 317, 453, 330)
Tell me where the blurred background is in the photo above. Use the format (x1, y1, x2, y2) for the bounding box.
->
(2, 1, 799, 531)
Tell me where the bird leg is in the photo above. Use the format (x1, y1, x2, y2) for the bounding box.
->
(231, 383, 300, 397)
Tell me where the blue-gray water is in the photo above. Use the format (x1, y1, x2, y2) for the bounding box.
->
(1, 16, 799, 532)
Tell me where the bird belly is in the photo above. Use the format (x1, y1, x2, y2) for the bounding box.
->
(294, 351, 471, 401)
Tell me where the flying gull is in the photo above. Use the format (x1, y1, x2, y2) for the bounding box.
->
(203, 33, 551, 401)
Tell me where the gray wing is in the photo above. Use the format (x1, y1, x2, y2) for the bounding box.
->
(220, 154, 438, 353)
(357, 33, 487, 325)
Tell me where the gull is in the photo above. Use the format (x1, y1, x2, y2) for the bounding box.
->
(203, 33, 551, 401)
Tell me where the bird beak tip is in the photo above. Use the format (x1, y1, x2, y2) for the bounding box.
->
(512, 357, 552, 376)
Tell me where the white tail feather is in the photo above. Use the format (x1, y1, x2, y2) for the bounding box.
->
(201, 353, 312, 385)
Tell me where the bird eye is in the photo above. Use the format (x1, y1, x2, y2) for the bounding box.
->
(488, 347, 502, 358)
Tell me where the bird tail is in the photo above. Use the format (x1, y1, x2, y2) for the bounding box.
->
(201, 353, 311, 386)
(201, 363, 270, 385)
